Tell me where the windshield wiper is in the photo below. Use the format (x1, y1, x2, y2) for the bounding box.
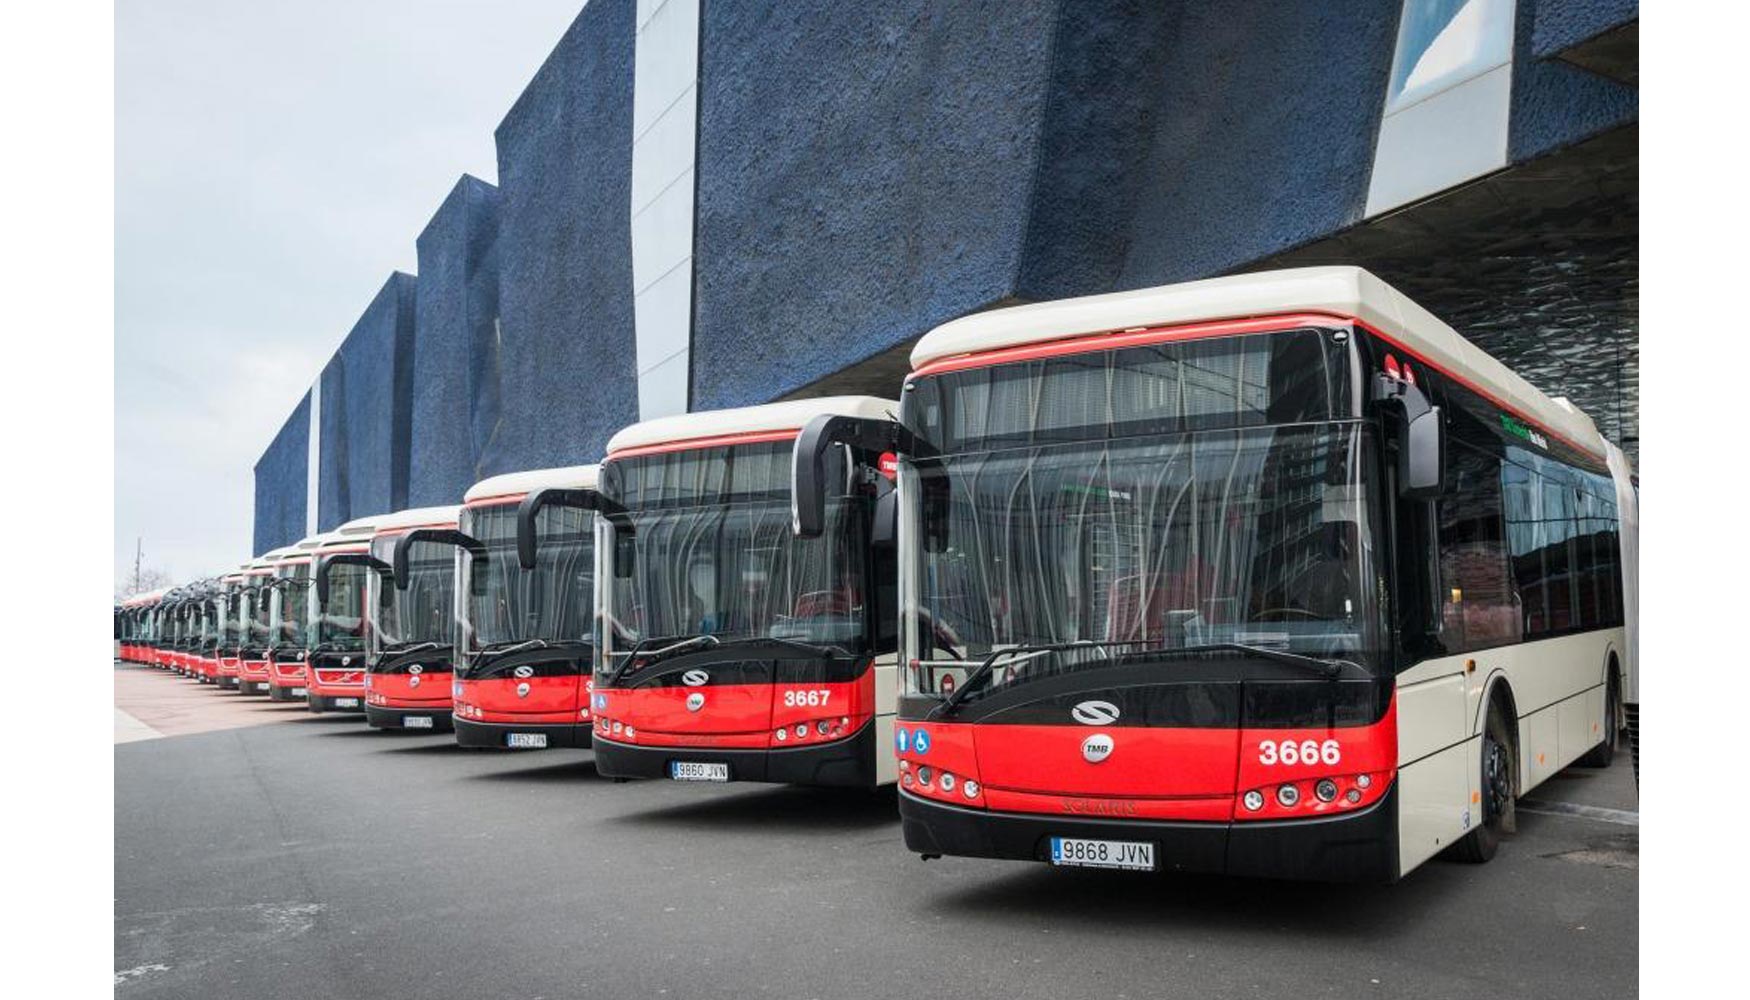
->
(608, 633, 719, 685)
(932, 640, 1152, 717)
(380, 640, 448, 656)
(710, 635, 849, 659)
(929, 639, 1351, 717)
(1164, 642, 1352, 679)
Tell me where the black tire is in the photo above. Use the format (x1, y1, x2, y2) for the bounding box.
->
(1578, 668, 1621, 768)
(1447, 699, 1516, 864)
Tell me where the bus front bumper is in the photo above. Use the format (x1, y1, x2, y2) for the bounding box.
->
(365, 704, 454, 732)
(591, 720, 876, 787)
(898, 783, 1399, 883)
(453, 716, 588, 750)
(306, 692, 366, 714)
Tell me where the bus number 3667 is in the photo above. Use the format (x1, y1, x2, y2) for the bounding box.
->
(783, 689, 831, 708)
(1257, 739, 1341, 766)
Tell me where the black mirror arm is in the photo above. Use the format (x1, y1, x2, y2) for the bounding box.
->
(391, 528, 485, 591)
(516, 488, 617, 570)
(313, 552, 389, 606)
(791, 414, 911, 538)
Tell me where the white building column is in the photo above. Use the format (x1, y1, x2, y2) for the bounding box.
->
(305, 379, 320, 536)
(630, 0, 700, 420)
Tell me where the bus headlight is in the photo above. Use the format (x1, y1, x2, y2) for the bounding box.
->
(1276, 784, 1300, 807)
(1315, 779, 1339, 802)
(939, 772, 956, 793)
(963, 779, 980, 799)
(1243, 790, 1265, 811)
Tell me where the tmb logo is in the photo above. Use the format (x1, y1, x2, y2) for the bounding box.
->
(682, 669, 710, 687)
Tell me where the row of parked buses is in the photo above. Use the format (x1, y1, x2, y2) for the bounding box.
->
(116, 267, 1639, 882)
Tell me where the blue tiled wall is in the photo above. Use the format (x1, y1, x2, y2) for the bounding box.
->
(410, 175, 501, 505)
(489, 0, 638, 474)
(691, 1, 1402, 408)
(318, 272, 417, 529)
(251, 390, 309, 555)
(691, 0, 1058, 411)
(1511, 0, 1637, 162)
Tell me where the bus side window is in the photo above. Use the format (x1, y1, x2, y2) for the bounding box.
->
(1436, 444, 1520, 652)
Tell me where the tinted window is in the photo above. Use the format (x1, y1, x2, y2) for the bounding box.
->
(1437, 444, 1520, 652)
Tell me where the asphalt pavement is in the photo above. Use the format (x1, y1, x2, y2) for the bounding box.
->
(114, 661, 1638, 999)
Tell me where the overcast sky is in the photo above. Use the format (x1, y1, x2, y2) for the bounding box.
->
(116, 0, 585, 590)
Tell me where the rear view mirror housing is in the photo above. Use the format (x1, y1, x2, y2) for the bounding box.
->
(391, 528, 485, 592)
(313, 552, 389, 606)
(791, 413, 909, 538)
(1372, 372, 1445, 499)
(516, 487, 619, 570)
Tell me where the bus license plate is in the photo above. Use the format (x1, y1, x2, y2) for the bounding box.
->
(291, 687, 307, 696)
(669, 761, 729, 782)
(334, 698, 359, 708)
(507, 733, 548, 748)
(403, 716, 433, 729)
(1049, 837, 1156, 871)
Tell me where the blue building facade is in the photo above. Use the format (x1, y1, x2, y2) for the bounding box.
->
(254, 0, 1638, 554)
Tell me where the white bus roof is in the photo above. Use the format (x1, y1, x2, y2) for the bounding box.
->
(464, 464, 600, 504)
(318, 514, 391, 550)
(292, 532, 335, 552)
(367, 504, 462, 533)
(605, 396, 899, 456)
(910, 266, 1606, 458)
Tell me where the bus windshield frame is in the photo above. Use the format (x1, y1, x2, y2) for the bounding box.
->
(897, 324, 1390, 702)
(314, 555, 370, 651)
(459, 501, 596, 655)
(368, 533, 458, 655)
(598, 439, 875, 675)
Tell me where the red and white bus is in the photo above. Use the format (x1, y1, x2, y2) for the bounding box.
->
(307, 516, 388, 714)
(119, 589, 167, 664)
(521, 398, 901, 787)
(215, 570, 249, 690)
(421, 465, 599, 750)
(234, 555, 282, 694)
(361, 505, 463, 732)
(876, 267, 1635, 881)
(193, 581, 223, 683)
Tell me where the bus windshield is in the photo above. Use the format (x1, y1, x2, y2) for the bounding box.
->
(369, 535, 457, 653)
(248, 581, 273, 644)
(274, 564, 309, 648)
(602, 440, 869, 662)
(900, 326, 1390, 696)
(463, 502, 594, 651)
(316, 559, 369, 649)
(222, 591, 244, 646)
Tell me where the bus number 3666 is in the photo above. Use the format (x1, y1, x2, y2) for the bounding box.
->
(783, 689, 831, 707)
(1257, 739, 1341, 766)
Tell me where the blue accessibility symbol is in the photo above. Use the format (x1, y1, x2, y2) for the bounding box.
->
(913, 729, 931, 755)
(895, 728, 910, 753)
(593, 693, 607, 710)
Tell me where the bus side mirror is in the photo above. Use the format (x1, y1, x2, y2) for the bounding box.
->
(1373, 373, 1445, 499)
(872, 489, 898, 549)
(392, 528, 484, 591)
(516, 487, 615, 570)
(792, 413, 907, 538)
(314, 552, 388, 605)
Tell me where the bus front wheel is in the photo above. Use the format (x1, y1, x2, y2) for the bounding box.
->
(1448, 701, 1516, 864)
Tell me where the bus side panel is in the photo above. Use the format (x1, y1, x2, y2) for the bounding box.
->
(1521, 706, 1562, 793)
(873, 654, 899, 786)
(1395, 667, 1470, 875)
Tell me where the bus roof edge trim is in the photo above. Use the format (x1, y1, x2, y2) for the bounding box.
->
(463, 464, 601, 504)
(605, 396, 899, 457)
(909, 266, 1608, 459)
